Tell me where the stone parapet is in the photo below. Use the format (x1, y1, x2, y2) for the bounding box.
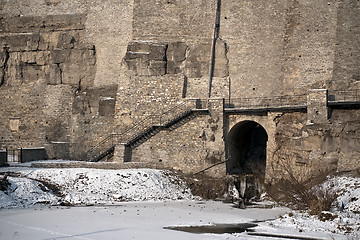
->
(307, 89, 329, 124)
(29, 161, 166, 170)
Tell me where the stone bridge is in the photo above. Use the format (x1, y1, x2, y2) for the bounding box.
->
(89, 89, 360, 181)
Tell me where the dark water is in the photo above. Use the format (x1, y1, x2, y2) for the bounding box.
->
(164, 223, 258, 234)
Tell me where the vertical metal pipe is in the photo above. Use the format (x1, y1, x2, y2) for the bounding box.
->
(208, 0, 221, 99)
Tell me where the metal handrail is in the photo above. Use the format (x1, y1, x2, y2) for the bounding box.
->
(328, 89, 360, 102)
(87, 99, 208, 160)
(225, 94, 307, 109)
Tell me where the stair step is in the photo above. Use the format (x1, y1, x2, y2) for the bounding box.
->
(87, 107, 201, 161)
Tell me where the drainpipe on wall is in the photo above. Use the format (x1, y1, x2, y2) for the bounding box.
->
(208, 0, 221, 99)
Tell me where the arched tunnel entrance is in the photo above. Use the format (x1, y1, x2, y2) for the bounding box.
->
(227, 121, 268, 175)
(226, 121, 268, 203)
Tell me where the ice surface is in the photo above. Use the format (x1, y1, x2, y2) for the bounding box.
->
(0, 166, 359, 239)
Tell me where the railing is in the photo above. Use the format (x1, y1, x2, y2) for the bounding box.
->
(224, 94, 307, 109)
(0, 148, 21, 163)
(87, 99, 208, 161)
(114, 102, 191, 144)
(328, 89, 360, 103)
(86, 89, 360, 161)
(224, 90, 360, 110)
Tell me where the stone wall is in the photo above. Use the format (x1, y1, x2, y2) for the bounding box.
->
(330, 0, 360, 90)
(130, 99, 226, 177)
(70, 85, 118, 160)
(0, 1, 359, 178)
(0, 12, 119, 160)
(221, 0, 340, 98)
(132, 0, 216, 43)
(0, 83, 74, 158)
(272, 108, 360, 179)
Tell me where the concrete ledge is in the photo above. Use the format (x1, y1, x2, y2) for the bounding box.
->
(29, 161, 166, 170)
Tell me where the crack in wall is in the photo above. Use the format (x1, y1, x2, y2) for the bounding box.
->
(164, 44, 168, 75)
(56, 63, 63, 84)
(0, 48, 9, 86)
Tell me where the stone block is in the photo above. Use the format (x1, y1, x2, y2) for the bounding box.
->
(56, 33, 76, 49)
(1, 34, 40, 51)
(113, 144, 126, 162)
(21, 64, 44, 83)
(9, 119, 20, 132)
(43, 14, 86, 31)
(127, 42, 151, 53)
(131, 59, 151, 76)
(99, 97, 116, 116)
(184, 44, 210, 78)
(307, 89, 329, 124)
(60, 49, 96, 87)
(51, 49, 71, 64)
(46, 64, 62, 85)
(22, 51, 50, 66)
(124, 41, 167, 76)
(149, 44, 166, 61)
(149, 60, 166, 75)
(69, 48, 95, 64)
(125, 52, 148, 60)
(167, 42, 187, 62)
(166, 61, 182, 74)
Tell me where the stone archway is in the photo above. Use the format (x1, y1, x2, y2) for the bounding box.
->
(226, 120, 268, 177)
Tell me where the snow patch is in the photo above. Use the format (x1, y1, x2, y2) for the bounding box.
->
(0, 168, 194, 208)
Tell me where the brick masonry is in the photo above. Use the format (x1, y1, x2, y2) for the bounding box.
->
(0, 0, 359, 179)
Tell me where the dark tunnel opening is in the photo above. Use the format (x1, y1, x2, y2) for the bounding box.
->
(226, 121, 268, 177)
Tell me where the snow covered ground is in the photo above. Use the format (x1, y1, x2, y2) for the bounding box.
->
(0, 164, 359, 240)
(0, 167, 193, 207)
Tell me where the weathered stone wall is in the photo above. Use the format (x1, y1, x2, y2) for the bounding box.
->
(70, 85, 118, 160)
(0, 14, 95, 88)
(0, 0, 359, 179)
(122, 40, 229, 100)
(0, 0, 134, 159)
(0, 82, 74, 158)
(84, 0, 134, 88)
(330, 0, 360, 90)
(0, 12, 119, 160)
(221, 0, 340, 98)
(1, 0, 134, 89)
(130, 99, 226, 177)
(272, 109, 360, 179)
(132, 0, 216, 43)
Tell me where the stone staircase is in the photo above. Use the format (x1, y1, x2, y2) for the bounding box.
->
(87, 100, 207, 162)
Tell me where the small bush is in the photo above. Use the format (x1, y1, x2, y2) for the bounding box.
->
(0, 173, 10, 192)
(267, 169, 337, 216)
(185, 173, 232, 200)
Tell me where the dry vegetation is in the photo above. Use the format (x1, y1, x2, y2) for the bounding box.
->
(267, 163, 338, 216)
(184, 173, 233, 200)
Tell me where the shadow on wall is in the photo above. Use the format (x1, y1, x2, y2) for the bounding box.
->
(0, 150, 6, 166)
(21, 148, 48, 163)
